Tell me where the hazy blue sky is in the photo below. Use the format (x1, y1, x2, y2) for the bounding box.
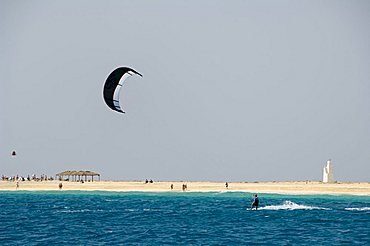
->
(1, 0, 369, 181)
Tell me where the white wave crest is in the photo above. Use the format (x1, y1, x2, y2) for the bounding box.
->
(345, 207, 370, 211)
(258, 201, 329, 210)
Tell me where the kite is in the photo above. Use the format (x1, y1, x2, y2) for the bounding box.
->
(103, 67, 143, 113)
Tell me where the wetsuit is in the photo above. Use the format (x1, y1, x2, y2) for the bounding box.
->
(252, 197, 259, 209)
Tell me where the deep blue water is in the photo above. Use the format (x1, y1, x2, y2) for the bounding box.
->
(0, 191, 369, 245)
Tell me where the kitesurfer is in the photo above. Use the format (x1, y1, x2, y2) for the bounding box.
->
(251, 194, 259, 210)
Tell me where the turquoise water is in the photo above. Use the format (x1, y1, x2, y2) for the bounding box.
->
(0, 191, 369, 245)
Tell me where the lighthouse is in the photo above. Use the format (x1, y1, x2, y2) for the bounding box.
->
(323, 159, 334, 183)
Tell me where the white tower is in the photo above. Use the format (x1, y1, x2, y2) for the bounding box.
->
(323, 159, 334, 183)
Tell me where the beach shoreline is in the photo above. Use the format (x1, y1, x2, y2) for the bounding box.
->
(1, 181, 370, 195)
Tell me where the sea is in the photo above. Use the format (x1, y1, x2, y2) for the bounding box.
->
(0, 191, 369, 245)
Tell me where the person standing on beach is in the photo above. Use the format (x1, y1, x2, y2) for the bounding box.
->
(170, 184, 173, 190)
(225, 182, 228, 189)
(251, 194, 259, 210)
(59, 183, 63, 190)
(16, 181, 19, 190)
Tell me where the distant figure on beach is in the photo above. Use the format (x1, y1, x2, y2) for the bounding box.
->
(251, 194, 259, 210)
(59, 183, 63, 190)
(16, 181, 19, 190)
(225, 182, 228, 189)
(145, 179, 148, 184)
(150, 179, 153, 183)
(171, 184, 173, 190)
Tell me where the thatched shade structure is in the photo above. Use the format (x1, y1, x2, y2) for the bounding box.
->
(56, 170, 100, 182)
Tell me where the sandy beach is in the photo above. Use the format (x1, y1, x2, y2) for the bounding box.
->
(1, 181, 370, 195)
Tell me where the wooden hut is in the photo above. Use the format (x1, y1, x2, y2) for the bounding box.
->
(56, 170, 100, 182)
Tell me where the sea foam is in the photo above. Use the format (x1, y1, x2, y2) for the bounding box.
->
(344, 207, 370, 211)
(257, 200, 330, 210)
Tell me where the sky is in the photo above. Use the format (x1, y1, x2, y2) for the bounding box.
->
(1, 0, 369, 182)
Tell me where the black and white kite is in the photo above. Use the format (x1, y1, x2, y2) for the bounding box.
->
(103, 67, 143, 113)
